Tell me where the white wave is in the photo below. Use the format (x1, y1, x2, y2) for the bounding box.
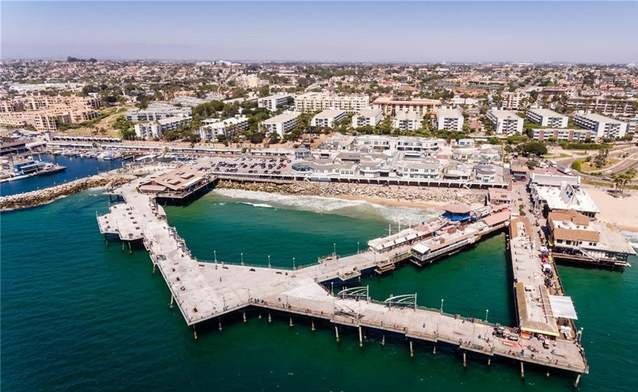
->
(212, 188, 438, 225)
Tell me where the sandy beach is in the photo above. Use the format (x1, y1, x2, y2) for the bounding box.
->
(584, 185, 638, 233)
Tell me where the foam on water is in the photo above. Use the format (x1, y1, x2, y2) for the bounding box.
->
(212, 188, 438, 225)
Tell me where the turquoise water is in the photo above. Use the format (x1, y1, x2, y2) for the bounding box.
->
(1, 191, 637, 391)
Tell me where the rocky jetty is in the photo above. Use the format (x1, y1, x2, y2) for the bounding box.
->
(217, 180, 484, 205)
(0, 173, 135, 212)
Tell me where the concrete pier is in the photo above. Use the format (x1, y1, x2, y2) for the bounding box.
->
(96, 170, 589, 378)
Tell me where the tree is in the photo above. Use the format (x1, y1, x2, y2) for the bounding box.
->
(612, 169, 636, 194)
(518, 141, 547, 156)
(593, 148, 609, 169)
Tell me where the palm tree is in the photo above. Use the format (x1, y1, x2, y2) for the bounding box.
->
(612, 169, 636, 194)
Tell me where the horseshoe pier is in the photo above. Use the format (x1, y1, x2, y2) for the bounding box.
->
(97, 169, 588, 386)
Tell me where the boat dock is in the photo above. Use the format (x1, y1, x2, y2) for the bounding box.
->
(96, 170, 589, 383)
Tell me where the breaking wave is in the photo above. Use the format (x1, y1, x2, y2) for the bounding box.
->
(211, 189, 439, 225)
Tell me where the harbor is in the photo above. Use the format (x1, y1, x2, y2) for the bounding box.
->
(96, 165, 589, 383)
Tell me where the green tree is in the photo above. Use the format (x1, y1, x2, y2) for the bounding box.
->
(518, 141, 547, 156)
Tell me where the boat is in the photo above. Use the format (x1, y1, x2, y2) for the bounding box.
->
(0, 157, 66, 183)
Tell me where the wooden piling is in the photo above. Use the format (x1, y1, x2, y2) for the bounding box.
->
(170, 295, 174, 308)
(242, 311, 247, 323)
(381, 335, 385, 346)
(409, 341, 414, 358)
(218, 320, 222, 332)
(520, 362, 525, 379)
(267, 312, 272, 323)
(433, 344, 436, 355)
(574, 374, 581, 388)
(463, 351, 467, 368)
(358, 326, 363, 347)
(334, 325, 340, 342)
(289, 316, 293, 327)
(311, 320, 316, 331)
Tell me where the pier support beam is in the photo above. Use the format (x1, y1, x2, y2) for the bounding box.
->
(169, 295, 174, 308)
(242, 312, 247, 323)
(311, 320, 316, 331)
(218, 320, 222, 332)
(334, 326, 340, 342)
(433, 344, 437, 355)
(487, 358, 491, 366)
(193, 327, 198, 340)
(574, 374, 581, 388)
(289, 316, 294, 327)
(267, 312, 272, 323)
(463, 351, 467, 368)
(409, 341, 414, 358)
(128, 241, 132, 254)
(358, 326, 363, 347)
(520, 362, 525, 379)
(381, 335, 385, 346)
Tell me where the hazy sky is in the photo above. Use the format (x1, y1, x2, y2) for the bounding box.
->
(2, 1, 637, 63)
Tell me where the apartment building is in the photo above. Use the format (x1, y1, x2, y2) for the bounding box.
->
(392, 111, 422, 131)
(566, 97, 637, 118)
(310, 109, 347, 128)
(396, 137, 441, 154)
(499, 91, 528, 110)
(373, 96, 440, 117)
(435, 108, 464, 131)
(526, 108, 569, 128)
(126, 102, 191, 122)
(294, 92, 369, 113)
(199, 115, 250, 141)
(257, 94, 293, 112)
(352, 108, 384, 128)
(0, 95, 101, 132)
(572, 112, 628, 139)
(134, 116, 192, 140)
(260, 111, 300, 137)
(532, 128, 591, 142)
(487, 109, 524, 134)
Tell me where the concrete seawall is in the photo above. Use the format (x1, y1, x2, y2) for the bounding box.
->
(0, 172, 136, 212)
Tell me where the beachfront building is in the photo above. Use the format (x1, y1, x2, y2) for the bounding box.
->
(526, 108, 569, 128)
(373, 96, 440, 117)
(257, 94, 293, 112)
(352, 108, 384, 129)
(199, 115, 250, 142)
(487, 109, 524, 134)
(396, 137, 441, 155)
(395, 159, 441, 179)
(0, 95, 101, 132)
(532, 128, 591, 142)
(529, 173, 599, 218)
(310, 109, 347, 128)
(392, 111, 422, 131)
(260, 111, 301, 137)
(435, 108, 464, 131)
(294, 92, 369, 113)
(126, 102, 191, 122)
(548, 210, 636, 266)
(572, 112, 628, 139)
(134, 116, 192, 140)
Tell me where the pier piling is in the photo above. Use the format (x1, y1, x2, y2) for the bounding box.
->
(289, 316, 294, 327)
(311, 320, 316, 331)
(242, 312, 247, 323)
(334, 326, 340, 342)
(193, 328, 198, 340)
(169, 295, 174, 308)
(381, 335, 385, 346)
(574, 374, 581, 388)
(218, 320, 223, 332)
(433, 344, 436, 355)
(358, 326, 363, 347)
(409, 341, 414, 358)
(463, 351, 467, 368)
(520, 362, 525, 379)
(487, 358, 491, 366)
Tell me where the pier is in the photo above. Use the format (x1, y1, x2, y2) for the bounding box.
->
(96, 169, 589, 381)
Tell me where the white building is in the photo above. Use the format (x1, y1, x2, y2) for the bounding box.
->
(257, 94, 293, 112)
(126, 102, 191, 122)
(532, 128, 590, 142)
(373, 96, 440, 117)
(499, 92, 528, 110)
(392, 111, 422, 131)
(294, 92, 369, 113)
(436, 108, 464, 131)
(352, 108, 384, 129)
(134, 116, 192, 140)
(199, 115, 249, 141)
(260, 111, 301, 137)
(310, 109, 347, 128)
(572, 112, 628, 139)
(487, 109, 524, 134)
(526, 108, 569, 128)
(396, 137, 441, 154)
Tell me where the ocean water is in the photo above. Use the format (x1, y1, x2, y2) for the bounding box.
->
(1, 191, 637, 391)
(0, 154, 124, 196)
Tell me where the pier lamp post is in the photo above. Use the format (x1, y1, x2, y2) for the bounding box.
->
(241, 252, 244, 265)
(292, 257, 296, 270)
(485, 309, 489, 322)
(268, 255, 271, 268)
(214, 250, 217, 263)
(440, 298, 444, 314)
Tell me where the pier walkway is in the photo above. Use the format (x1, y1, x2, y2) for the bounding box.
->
(97, 171, 588, 378)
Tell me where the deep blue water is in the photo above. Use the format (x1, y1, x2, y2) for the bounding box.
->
(0, 154, 124, 196)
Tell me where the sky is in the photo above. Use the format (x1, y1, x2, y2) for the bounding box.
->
(1, 1, 637, 63)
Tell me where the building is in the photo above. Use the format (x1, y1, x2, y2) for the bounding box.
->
(529, 173, 599, 218)
(532, 128, 591, 142)
(0, 95, 101, 132)
(487, 109, 523, 134)
(498, 91, 528, 110)
(260, 111, 301, 137)
(566, 96, 637, 118)
(199, 115, 249, 142)
(572, 112, 628, 139)
(134, 116, 192, 140)
(352, 108, 384, 129)
(526, 108, 568, 128)
(257, 94, 293, 112)
(436, 108, 464, 131)
(392, 111, 422, 131)
(373, 96, 440, 117)
(126, 102, 191, 122)
(396, 137, 441, 154)
(294, 92, 369, 113)
(310, 109, 347, 128)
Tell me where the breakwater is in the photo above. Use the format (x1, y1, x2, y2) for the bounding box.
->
(217, 180, 485, 206)
(0, 172, 135, 211)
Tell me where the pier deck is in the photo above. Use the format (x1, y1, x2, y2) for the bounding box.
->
(97, 170, 588, 377)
